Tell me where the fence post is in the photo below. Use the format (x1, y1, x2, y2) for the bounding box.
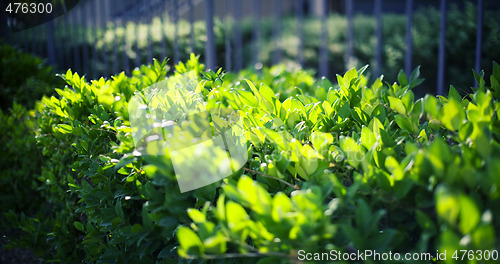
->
(345, 0, 354, 71)
(101, 0, 109, 76)
(253, 0, 261, 67)
(45, 17, 56, 66)
(189, 0, 195, 53)
(91, 0, 99, 77)
(173, 0, 179, 64)
(81, 2, 90, 75)
(374, 0, 383, 78)
(319, 0, 328, 77)
(234, 0, 243, 71)
(31, 26, 37, 55)
(64, 5, 72, 72)
(437, 0, 447, 95)
(405, 0, 413, 76)
(205, 0, 216, 70)
(225, 0, 232, 71)
(272, 0, 282, 65)
(72, 6, 81, 73)
(475, 0, 483, 88)
(295, 0, 304, 67)
(90, 0, 98, 78)
(146, 14, 153, 67)
(159, 8, 167, 62)
(134, 8, 141, 69)
(0, 1, 10, 41)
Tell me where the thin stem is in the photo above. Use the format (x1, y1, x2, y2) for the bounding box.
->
(243, 168, 300, 190)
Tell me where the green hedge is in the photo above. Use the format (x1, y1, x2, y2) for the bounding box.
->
(0, 40, 63, 110)
(2, 53, 500, 263)
(0, 41, 63, 238)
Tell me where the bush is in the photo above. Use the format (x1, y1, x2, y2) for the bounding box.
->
(3, 54, 500, 263)
(0, 41, 63, 245)
(0, 40, 63, 110)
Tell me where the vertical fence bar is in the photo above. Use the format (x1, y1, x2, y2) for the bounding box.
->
(253, 0, 261, 67)
(437, 0, 447, 95)
(272, 0, 282, 65)
(160, 9, 167, 61)
(146, 12, 153, 66)
(93, 0, 100, 76)
(90, 0, 98, 78)
(123, 19, 131, 75)
(225, 0, 232, 71)
(0, 1, 9, 41)
(234, 0, 243, 71)
(205, 0, 216, 69)
(20, 29, 27, 51)
(295, 0, 304, 67)
(45, 18, 56, 65)
(64, 6, 72, 71)
(173, 0, 179, 64)
(112, 19, 119, 75)
(134, 8, 141, 69)
(345, 0, 354, 71)
(474, 0, 483, 88)
(405, 0, 413, 76)
(42, 24, 48, 58)
(81, 2, 90, 75)
(31, 26, 37, 55)
(319, 0, 328, 77)
(52, 17, 62, 68)
(189, 0, 195, 53)
(101, 0, 109, 77)
(374, 0, 382, 78)
(73, 6, 81, 73)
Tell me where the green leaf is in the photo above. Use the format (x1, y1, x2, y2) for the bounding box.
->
(234, 89, 259, 107)
(259, 83, 276, 103)
(459, 195, 480, 234)
(203, 232, 227, 254)
(187, 209, 206, 223)
(388, 96, 406, 115)
(74, 221, 84, 231)
(424, 95, 440, 117)
(340, 137, 365, 169)
(394, 114, 413, 133)
(416, 210, 437, 235)
(385, 156, 403, 181)
(361, 126, 377, 150)
(435, 185, 459, 226)
(177, 226, 204, 257)
(115, 200, 124, 220)
(55, 124, 73, 134)
(448, 85, 461, 102)
(493, 61, 500, 81)
(398, 70, 408, 87)
(225, 201, 249, 233)
(441, 99, 465, 131)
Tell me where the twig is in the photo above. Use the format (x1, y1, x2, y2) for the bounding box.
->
(243, 168, 300, 190)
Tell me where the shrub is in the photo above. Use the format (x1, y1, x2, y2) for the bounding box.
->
(3, 55, 500, 263)
(0, 40, 63, 110)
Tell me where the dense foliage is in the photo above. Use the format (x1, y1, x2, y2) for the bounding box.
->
(0, 41, 62, 235)
(0, 40, 63, 110)
(2, 54, 500, 263)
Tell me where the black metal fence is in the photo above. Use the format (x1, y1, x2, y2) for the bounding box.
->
(1, 0, 488, 95)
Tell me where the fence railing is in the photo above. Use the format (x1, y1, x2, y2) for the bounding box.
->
(1, 0, 487, 95)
